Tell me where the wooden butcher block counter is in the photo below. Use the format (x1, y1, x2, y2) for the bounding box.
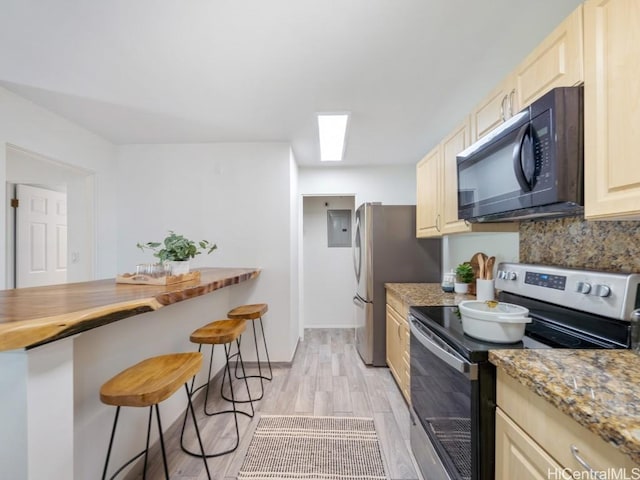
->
(0, 267, 260, 351)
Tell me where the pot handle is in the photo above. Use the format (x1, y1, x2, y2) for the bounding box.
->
(497, 316, 532, 324)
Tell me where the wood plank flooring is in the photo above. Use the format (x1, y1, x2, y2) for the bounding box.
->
(123, 328, 421, 480)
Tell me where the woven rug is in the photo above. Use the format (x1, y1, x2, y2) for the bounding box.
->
(237, 415, 387, 480)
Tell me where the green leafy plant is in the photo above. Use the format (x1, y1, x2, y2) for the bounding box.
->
(455, 262, 475, 284)
(137, 231, 217, 262)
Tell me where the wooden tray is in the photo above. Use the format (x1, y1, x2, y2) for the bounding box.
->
(116, 270, 201, 285)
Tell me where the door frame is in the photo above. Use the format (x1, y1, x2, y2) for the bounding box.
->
(4, 144, 96, 288)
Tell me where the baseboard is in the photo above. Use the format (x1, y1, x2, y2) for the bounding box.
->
(304, 325, 356, 329)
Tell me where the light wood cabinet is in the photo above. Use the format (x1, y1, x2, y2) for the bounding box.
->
(495, 409, 562, 480)
(416, 120, 518, 238)
(385, 290, 410, 404)
(471, 77, 516, 141)
(495, 370, 638, 480)
(471, 5, 583, 141)
(416, 146, 441, 237)
(584, 0, 640, 220)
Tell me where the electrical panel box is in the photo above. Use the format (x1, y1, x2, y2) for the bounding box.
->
(327, 209, 352, 247)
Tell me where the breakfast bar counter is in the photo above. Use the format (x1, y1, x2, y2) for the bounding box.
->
(0, 267, 261, 480)
(0, 267, 260, 351)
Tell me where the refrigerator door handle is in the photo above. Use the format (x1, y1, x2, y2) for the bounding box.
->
(353, 295, 365, 307)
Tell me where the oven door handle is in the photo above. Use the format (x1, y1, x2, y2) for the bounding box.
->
(410, 318, 478, 380)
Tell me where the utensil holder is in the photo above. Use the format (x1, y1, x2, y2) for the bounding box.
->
(476, 279, 495, 302)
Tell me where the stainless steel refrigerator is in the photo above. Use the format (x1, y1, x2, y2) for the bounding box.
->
(353, 203, 441, 366)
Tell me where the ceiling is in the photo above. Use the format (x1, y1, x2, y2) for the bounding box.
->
(0, 0, 583, 167)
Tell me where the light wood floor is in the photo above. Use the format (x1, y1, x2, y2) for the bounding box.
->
(123, 328, 421, 480)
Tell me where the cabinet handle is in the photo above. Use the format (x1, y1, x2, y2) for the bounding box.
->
(435, 214, 441, 232)
(570, 445, 595, 473)
(500, 95, 508, 121)
(508, 89, 516, 116)
(398, 323, 402, 338)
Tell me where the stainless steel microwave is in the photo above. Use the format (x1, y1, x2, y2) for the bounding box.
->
(457, 86, 583, 223)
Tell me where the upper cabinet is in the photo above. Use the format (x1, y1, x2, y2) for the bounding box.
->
(584, 0, 640, 220)
(416, 146, 441, 237)
(472, 5, 584, 141)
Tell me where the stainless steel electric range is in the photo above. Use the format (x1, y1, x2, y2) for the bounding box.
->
(409, 263, 640, 480)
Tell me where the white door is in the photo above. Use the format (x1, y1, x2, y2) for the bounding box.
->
(16, 184, 68, 288)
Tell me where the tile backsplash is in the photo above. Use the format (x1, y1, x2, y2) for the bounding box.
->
(520, 216, 640, 273)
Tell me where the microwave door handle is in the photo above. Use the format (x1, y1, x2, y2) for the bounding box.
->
(513, 123, 532, 192)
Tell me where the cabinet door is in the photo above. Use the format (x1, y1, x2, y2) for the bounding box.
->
(441, 119, 472, 235)
(416, 146, 442, 237)
(513, 4, 584, 111)
(495, 409, 563, 480)
(385, 305, 403, 386)
(471, 77, 515, 141)
(584, 0, 640, 219)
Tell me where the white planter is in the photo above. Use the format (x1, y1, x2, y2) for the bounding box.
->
(165, 260, 190, 276)
(454, 282, 469, 294)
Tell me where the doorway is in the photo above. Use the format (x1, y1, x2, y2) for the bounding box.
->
(5, 145, 95, 288)
(302, 195, 356, 328)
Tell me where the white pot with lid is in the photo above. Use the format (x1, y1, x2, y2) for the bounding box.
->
(458, 300, 531, 343)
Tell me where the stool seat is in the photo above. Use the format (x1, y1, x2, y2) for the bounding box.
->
(227, 303, 268, 320)
(100, 352, 202, 408)
(190, 319, 246, 345)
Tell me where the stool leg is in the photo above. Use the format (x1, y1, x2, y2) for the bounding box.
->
(258, 316, 273, 381)
(143, 406, 153, 480)
(221, 339, 258, 410)
(154, 405, 170, 480)
(184, 383, 211, 479)
(102, 406, 121, 480)
(233, 317, 273, 384)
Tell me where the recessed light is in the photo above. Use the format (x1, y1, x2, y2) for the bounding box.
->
(317, 113, 349, 162)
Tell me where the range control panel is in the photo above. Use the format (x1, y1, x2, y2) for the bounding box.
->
(524, 271, 567, 290)
(495, 263, 640, 321)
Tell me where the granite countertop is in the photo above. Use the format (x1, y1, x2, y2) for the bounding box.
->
(490, 349, 640, 464)
(0, 267, 260, 351)
(385, 282, 475, 306)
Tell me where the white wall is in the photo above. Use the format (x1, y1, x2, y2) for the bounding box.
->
(298, 165, 416, 206)
(303, 196, 355, 328)
(0, 86, 118, 287)
(116, 142, 298, 363)
(443, 232, 520, 277)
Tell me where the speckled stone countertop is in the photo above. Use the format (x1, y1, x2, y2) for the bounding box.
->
(385, 283, 475, 306)
(490, 349, 640, 464)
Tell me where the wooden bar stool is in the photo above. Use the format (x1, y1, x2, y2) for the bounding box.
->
(180, 319, 253, 458)
(227, 303, 272, 400)
(100, 352, 210, 480)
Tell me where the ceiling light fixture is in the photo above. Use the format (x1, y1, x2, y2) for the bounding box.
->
(317, 113, 350, 162)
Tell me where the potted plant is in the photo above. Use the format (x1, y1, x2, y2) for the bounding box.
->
(137, 231, 217, 275)
(454, 262, 474, 294)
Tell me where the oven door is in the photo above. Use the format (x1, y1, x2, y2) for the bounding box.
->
(409, 317, 477, 480)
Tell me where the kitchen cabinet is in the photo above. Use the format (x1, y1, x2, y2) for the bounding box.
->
(584, 0, 640, 220)
(416, 146, 440, 237)
(416, 119, 518, 238)
(385, 290, 410, 403)
(495, 370, 638, 480)
(471, 4, 583, 141)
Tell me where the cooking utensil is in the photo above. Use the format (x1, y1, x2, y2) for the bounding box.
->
(485, 256, 495, 280)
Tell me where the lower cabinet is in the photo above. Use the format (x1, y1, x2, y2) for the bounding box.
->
(495, 370, 638, 480)
(386, 291, 410, 404)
